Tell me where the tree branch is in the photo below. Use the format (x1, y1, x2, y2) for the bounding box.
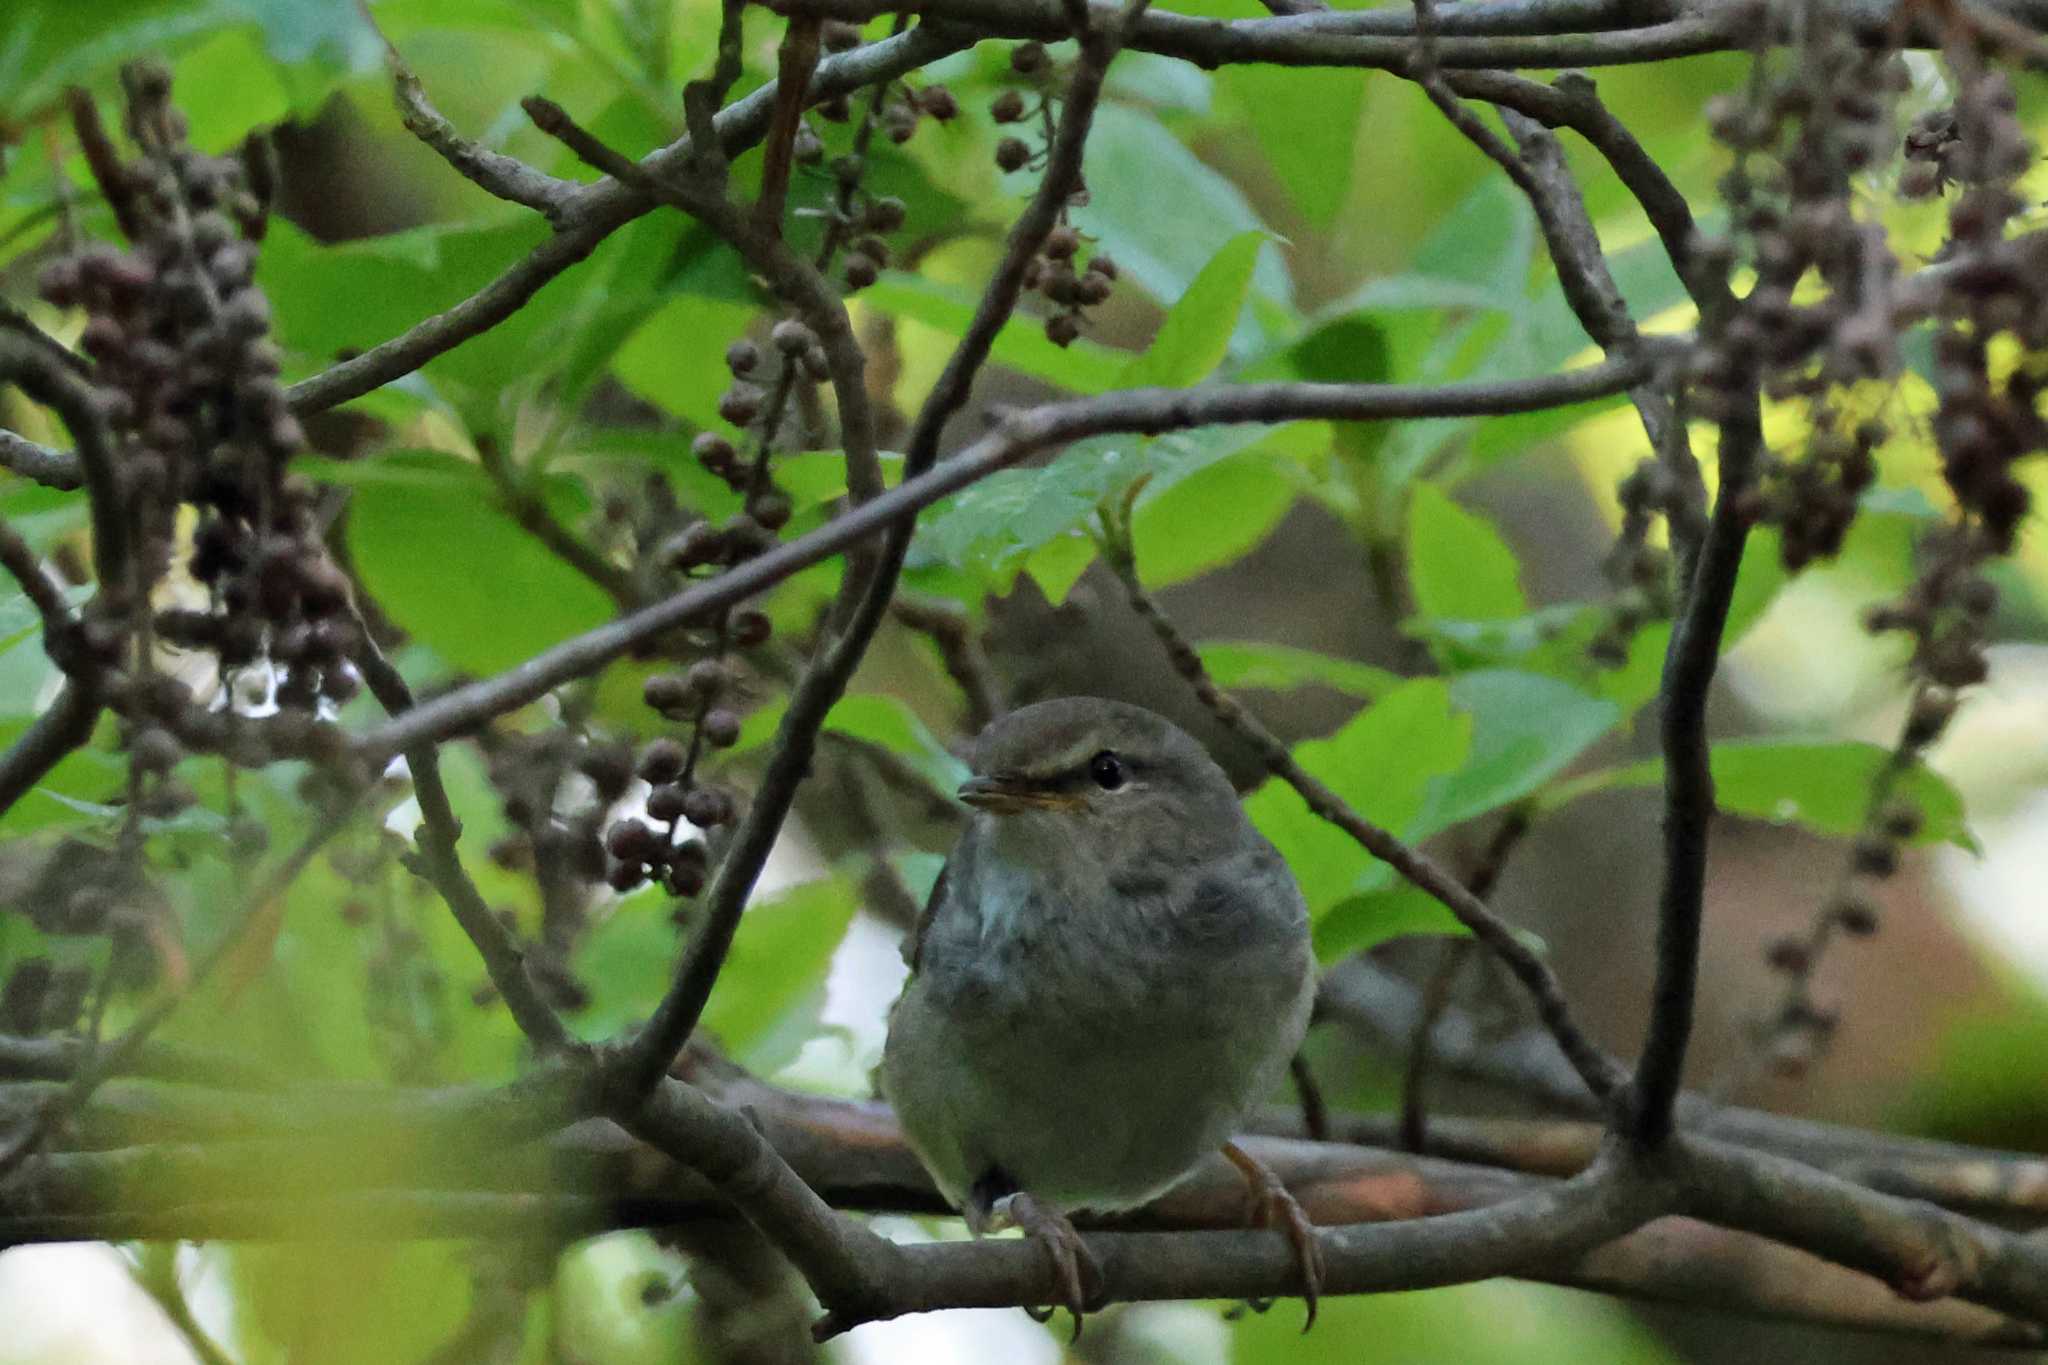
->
(0, 428, 82, 490)
(609, 0, 1137, 1103)
(350, 628, 576, 1054)
(283, 23, 968, 416)
(387, 60, 578, 225)
(0, 683, 99, 823)
(354, 354, 1652, 762)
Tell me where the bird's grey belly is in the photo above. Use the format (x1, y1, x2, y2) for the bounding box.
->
(883, 921, 1310, 1215)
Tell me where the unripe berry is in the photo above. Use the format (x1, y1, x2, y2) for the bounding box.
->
(866, 197, 907, 232)
(730, 609, 773, 646)
(843, 254, 880, 290)
(638, 737, 687, 785)
(772, 319, 817, 354)
(718, 387, 761, 426)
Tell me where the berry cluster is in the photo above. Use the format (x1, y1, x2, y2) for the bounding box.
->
(989, 44, 1119, 347)
(38, 65, 355, 726)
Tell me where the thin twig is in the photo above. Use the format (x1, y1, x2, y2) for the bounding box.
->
(350, 627, 576, 1054)
(475, 434, 638, 609)
(0, 331, 126, 603)
(757, 17, 824, 234)
(387, 58, 576, 224)
(0, 514, 75, 637)
(0, 429, 82, 489)
(1626, 370, 1765, 1147)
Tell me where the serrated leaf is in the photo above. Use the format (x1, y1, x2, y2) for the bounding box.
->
(908, 425, 1287, 592)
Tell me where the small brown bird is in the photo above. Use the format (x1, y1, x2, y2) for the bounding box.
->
(881, 696, 1324, 1330)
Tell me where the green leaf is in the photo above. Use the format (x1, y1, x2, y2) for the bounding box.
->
(1543, 739, 1971, 846)
(1130, 443, 1296, 587)
(612, 295, 768, 430)
(1023, 534, 1095, 604)
(1195, 642, 1399, 698)
(858, 273, 1124, 395)
(572, 876, 856, 1070)
(909, 424, 1288, 593)
(1221, 65, 1364, 228)
(1246, 678, 1471, 918)
(1069, 104, 1293, 344)
(1119, 230, 1266, 390)
(819, 694, 969, 798)
(332, 451, 615, 677)
(700, 877, 858, 1070)
(1314, 886, 1467, 961)
(1407, 484, 1527, 623)
(1418, 671, 1619, 834)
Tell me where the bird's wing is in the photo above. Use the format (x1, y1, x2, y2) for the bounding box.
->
(904, 855, 954, 973)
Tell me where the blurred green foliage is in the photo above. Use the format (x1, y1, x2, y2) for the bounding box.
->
(1, 0, 2040, 1360)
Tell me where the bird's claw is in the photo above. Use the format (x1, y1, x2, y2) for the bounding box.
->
(994, 1192, 1101, 1339)
(1223, 1141, 1326, 1331)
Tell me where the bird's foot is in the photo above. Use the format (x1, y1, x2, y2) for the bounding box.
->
(1222, 1140, 1325, 1331)
(990, 1192, 1102, 1339)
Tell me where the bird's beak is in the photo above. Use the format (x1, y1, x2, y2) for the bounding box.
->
(957, 775, 1074, 814)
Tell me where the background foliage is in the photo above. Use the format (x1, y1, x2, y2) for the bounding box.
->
(2, 0, 2047, 1361)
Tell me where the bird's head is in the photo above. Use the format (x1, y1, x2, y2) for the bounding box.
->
(957, 697, 1245, 859)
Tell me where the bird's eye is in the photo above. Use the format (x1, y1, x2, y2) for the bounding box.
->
(1088, 751, 1127, 790)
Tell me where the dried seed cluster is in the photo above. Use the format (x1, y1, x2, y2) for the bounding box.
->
(989, 44, 1119, 347)
(39, 64, 356, 729)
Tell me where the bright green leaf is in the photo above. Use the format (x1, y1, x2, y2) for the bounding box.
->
(1418, 670, 1619, 834)
(1196, 642, 1399, 698)
(335, 451, 615, 677)
(1246, 678, 1471, 917)
(1407, 484, 1527, 623)
(1543, 739, 1972, 846)
(1314, 886, 1467, 961)
(1119, 230, 1267, 390)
